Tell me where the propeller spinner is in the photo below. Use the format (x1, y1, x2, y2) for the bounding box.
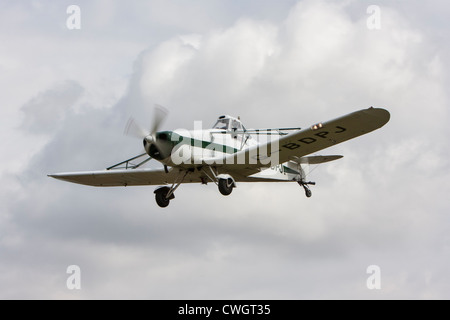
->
(124, 104, 169, 159)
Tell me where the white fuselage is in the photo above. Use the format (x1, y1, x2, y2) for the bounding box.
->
(164, 128, 258, 167)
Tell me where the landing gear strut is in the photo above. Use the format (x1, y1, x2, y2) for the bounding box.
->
(298, 180, 315, 198)
(154, 170, 188, 208)
(201, 167, 236, 197)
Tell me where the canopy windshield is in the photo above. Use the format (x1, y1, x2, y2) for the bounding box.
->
(212, 118, 230, 130)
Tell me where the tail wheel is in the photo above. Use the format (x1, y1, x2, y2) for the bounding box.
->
(297, 180, 314, 198)
(218, 178, 234, 196)
(305, 188, 312, 198)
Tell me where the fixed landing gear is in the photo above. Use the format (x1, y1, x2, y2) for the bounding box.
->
(154, 170, 188, 208)
(154, 186, 174, 208)
(218, 178, 235, 196)
(298, 180, 315, 198)
(154, 168, 237, 207)
(200, 167, 236, 197)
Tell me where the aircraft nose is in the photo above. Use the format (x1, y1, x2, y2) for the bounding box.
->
(143, 135, 156, 155)
(144, 135, 154, 144)
(143, 135, 152, 149)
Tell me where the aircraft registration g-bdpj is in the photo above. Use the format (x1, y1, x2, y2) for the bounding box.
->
(48, 106, 390, 208)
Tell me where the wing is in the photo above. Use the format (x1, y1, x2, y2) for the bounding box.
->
(221, 107, 390, 176)
(48, 168, 201, 187)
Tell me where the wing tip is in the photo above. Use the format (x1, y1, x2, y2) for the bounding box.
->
(366, 106, 390, 126)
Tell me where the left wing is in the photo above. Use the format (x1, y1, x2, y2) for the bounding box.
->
(221, 107, 390, 177)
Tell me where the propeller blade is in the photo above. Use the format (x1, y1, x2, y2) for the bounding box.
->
(124, 117, 148, 139)
(125, 105, 169, 157)
(151, 104, 168, 135)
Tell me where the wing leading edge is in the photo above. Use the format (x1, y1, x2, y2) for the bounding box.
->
(48, 168, 193, 187)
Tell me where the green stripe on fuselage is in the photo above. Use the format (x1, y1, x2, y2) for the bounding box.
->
(282, 165, 299, 174)
(188, 138, 239, 154)
(159, 131, 239, 154)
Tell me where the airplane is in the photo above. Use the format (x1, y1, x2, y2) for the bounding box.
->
(48, 106, 390, 208)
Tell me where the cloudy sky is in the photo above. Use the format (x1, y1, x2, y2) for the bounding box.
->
(1, 0, 449, 299)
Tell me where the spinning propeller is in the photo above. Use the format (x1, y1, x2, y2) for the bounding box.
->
(124, 104, 169, 158)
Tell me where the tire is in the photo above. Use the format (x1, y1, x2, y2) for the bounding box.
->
(305, 189, 312, 198)
(218, 178, 234, 196)
(155, 187, 171, 208)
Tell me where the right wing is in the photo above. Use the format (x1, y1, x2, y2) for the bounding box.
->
(48, 168, 199, 187)
(48, 166, 298, 187)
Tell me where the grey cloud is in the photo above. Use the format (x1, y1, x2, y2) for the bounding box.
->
(1, 0, 450, 299)
(21, 80, 84, 134)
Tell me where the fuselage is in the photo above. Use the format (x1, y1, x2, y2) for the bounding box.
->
(143, 114, 303, 182)
(146, 115, 258, 167)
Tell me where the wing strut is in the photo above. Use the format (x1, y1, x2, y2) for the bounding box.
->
(106, 153, 151, 170)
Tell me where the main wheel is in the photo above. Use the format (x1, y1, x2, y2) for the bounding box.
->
(218, 178, 234, 196)
(155, 187, 171, 208)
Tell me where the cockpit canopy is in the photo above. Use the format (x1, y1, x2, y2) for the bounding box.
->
(212, 115, 244, 131)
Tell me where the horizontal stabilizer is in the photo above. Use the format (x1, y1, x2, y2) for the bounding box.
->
(291, 155, 343, 165)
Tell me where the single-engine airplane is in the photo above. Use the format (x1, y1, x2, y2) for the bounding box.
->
(49, 106, 390, 207)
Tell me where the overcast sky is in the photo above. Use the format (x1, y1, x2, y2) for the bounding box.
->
(1, 0, 449, 299)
